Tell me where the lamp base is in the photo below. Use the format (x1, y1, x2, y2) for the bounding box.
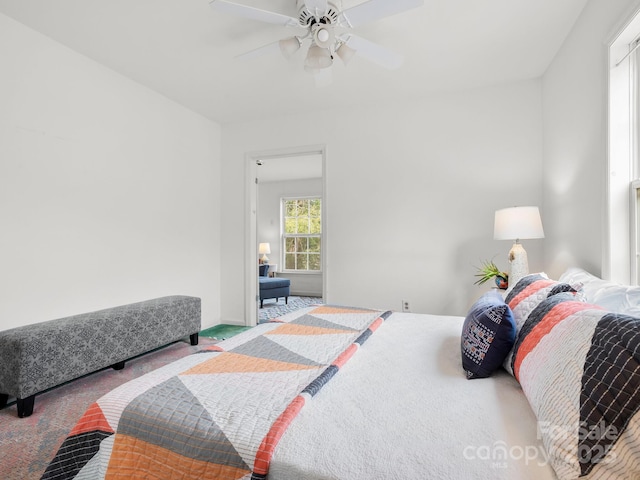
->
(508, 242, 529, 289)
(260, 254, 269, 264)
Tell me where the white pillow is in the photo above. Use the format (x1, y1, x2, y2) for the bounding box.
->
(559, 267, 640, 316)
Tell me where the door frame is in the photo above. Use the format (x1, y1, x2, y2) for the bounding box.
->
(244, 144, 327, 326)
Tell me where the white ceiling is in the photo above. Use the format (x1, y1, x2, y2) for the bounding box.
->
(0, 0, 588, 124)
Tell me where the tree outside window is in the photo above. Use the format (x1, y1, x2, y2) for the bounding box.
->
(283, 198, 321, 271)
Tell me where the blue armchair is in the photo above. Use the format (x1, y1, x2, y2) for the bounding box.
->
(258, 265, 290, 308)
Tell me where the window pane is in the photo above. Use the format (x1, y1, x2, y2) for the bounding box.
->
(309, 254, 320, 270)
(285, 201, 297, 217)
(296, 237, 308, 252)
(310, 199, 321, 217)
(310, 217, 321, 234)
(309, 236, 321, 252)
(297, 200, 308, 216)
(284, 218, 297, 234)
(297, 217, 310, 234)
(285, 237, 296, 253)
(296, 253, 308, 270)
(285, 253, 295, 270)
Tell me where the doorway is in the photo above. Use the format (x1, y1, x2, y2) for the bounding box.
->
(245, 146, 326, 326)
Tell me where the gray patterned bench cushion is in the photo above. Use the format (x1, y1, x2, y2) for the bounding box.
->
(0, 295, 201, 417)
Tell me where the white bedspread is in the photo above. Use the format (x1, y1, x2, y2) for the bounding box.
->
(270, 312, 558, 480)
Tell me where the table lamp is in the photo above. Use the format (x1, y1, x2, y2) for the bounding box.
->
(494, 206, 545, 289)
(258, 242, 271, 264)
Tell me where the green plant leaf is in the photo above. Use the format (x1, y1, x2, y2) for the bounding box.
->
(474, 259, 508, 285)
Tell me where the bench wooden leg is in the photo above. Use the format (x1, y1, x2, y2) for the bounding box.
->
(190, 333, 199, 346)
(111, 361, 125, 370)
(17, 395, 35, 418)
(0, 393, 8, 409)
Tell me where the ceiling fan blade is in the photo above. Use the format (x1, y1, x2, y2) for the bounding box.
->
(344, 34, 404, 69)
(209, 0, 300, 27)
(234, 40, 282, 61)
(339, 0, 423, 28)
(304, 0, 328, 16)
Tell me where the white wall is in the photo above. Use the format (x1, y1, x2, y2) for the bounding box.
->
(258, 178, 323, 296)
(0, 14, 222, 331)
(221, 80, 544, 322)
(542, 0, 640, 280)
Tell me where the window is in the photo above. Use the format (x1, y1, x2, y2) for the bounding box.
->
(608, 11, 640, 284)
(632, 32, 640, 285)
(633, 180, 640, 282)
(282, 198, 321, 271)
(634, 45, 640, 284)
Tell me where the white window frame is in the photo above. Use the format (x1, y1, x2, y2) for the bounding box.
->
(632, 180, 640, 282)
(281, 196, 322, 273)
(607, 6, 640, 285)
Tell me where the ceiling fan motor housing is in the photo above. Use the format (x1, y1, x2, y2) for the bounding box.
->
(297, 1, 340, 28)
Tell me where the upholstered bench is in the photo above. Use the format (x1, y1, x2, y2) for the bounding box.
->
(259, 277, 291, 308)
(0, 295, 201, 417)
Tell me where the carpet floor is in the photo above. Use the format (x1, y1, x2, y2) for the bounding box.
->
(0, 298, 321, 479)
(0, 336, 219, 480)
(259, 295, 322, 323)
(198, 296, 322, 341)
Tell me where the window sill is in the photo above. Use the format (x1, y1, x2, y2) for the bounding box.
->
(280, 270, 322, 275)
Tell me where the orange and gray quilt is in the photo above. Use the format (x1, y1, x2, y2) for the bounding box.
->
(42, 305, 390, 480)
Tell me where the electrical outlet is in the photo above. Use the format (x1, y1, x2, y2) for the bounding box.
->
(402, 300, 410, 312)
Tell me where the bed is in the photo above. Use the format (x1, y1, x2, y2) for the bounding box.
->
(41, 271, 640, 480)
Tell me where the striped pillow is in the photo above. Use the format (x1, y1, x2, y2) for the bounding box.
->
(503, 273, 577, 375)
(508, 291, 640, 479)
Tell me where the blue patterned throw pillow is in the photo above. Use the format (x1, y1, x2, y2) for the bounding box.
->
(461, 290, 516, 379)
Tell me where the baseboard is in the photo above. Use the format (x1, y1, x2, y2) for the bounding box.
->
(290, 292, 322, 298)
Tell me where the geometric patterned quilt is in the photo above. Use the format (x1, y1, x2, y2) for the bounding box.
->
(41, 305, 390, 480)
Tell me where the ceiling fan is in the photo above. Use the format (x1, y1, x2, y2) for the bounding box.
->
(209, 0, 424, 80)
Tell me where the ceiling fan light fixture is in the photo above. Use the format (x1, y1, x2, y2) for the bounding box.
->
(313, 25, 335, 49)
(317, 28, 329, 43)
(336, 42, 356, 65)
(279, 36, 302, 59)
(305, 44, 333, 69)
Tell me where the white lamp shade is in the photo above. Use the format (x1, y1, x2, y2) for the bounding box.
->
(336, 42, 356, 65)
(258, 243, 271, 255)
(279, 37, 301, 59)
(305, 44, 333, 69)
(494, 206, 545, 241)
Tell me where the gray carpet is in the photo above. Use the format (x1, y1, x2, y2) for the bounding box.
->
(259, 296, 322, 323)
(0, 337, 219, 480)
